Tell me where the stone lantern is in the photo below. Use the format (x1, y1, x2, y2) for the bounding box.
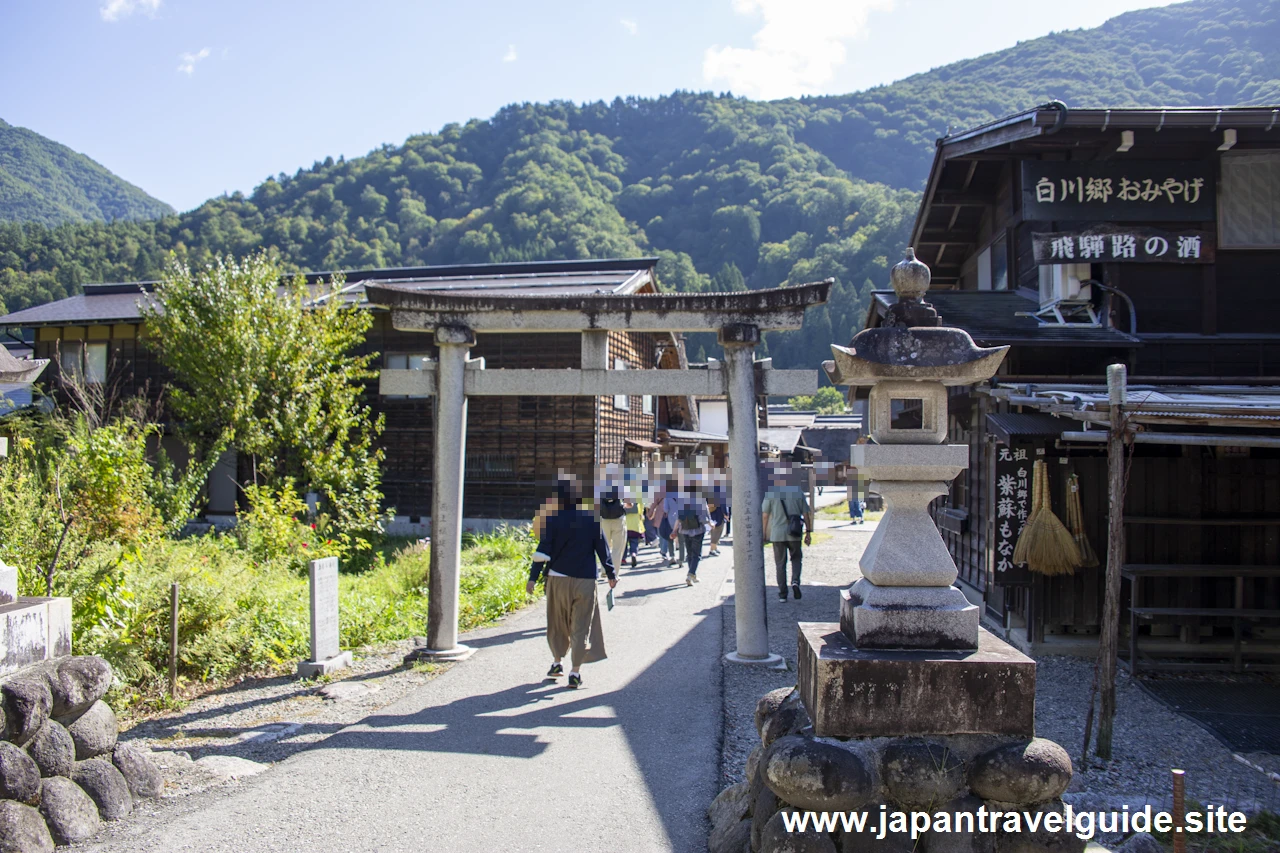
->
(710, 252, 1083, 852)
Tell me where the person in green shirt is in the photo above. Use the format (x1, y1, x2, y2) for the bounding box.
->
(761, 466, 812, 601)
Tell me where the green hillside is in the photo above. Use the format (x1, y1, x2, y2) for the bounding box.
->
(0, 119, 174, 227)
(2, 0, 1277, 368)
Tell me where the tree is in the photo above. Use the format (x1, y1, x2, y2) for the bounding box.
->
(787, 386, 847, 414)
(143, 253, 385, 533)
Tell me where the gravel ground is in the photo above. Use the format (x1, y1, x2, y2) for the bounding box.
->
(717, 523, 1280, 819)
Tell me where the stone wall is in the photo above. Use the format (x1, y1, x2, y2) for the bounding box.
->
(709, 686, 1085, 853)
(0, 655, 163, 850)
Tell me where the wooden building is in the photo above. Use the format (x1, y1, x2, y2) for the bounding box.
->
(872, 104, 1280, 670)
(0, 259, 690, 527)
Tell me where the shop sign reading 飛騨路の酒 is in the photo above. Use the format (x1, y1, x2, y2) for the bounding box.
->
(1032, 225, 1214, 265)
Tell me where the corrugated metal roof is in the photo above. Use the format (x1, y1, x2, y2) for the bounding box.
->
(986, 412, 1070, 444)
(663, 428, 729, 443)
(759, 428, 804, 454)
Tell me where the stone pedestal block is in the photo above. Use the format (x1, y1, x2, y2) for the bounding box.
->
(796, 622, 1035, 738)
(851, 444, 968, 587)
(841, 580, 979, 650)
(0, 598, 72, 677)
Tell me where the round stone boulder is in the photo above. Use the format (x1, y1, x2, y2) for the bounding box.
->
(0, 800, 54, 853)
(67, 700, 118, 760)
(755, 687, 796, 739)
(881, 741, 966, 809)
(991, 801, 1084, 853)
(762, 735, 874, 812)
(968, 739, 1072, 805)
(1, 677, 52, 747)
(710, 818, 751, 853)
(760, 809, 837, 853)
(709, 780, 751, 832)
(72, 758, 133, 821)
(25, 720, 75, 778)
(751, 785, 780, 852)
(0, 742, 41, 805)
(762, 703, 812, 749)
(921, 795, 996, 853)
(38, 776, 101, 846)
(113, 742, 164, 800)
(49, 656, 113, 719)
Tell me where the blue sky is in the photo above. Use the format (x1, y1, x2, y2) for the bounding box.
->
(1, 0, 1181, 212)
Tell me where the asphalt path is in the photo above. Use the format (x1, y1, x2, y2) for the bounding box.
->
(81, 551, 729, 853)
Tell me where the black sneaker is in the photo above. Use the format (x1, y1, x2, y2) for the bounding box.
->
(568, 673, 583, 689)
(547, 662, 563, 678)
(792, 584, 803, 600)
(778, 590, 788, 601)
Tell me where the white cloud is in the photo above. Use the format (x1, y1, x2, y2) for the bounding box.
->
(177, 47, 211, 75)
(503, 44, 518, 63)
(100, 0, 161, 22)
(620, 18, 638, 35)
(703, 0, 894, 98)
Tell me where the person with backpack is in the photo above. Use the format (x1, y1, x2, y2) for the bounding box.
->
(669, 479, 710, 587)
(761, 466, 812, 601)
(595, 465, 628, 572)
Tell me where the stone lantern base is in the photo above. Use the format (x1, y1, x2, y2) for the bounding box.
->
(797, 623, 1036, 739)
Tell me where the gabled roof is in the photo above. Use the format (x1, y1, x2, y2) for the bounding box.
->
(0, 258, 661, 327)
(869, 290, 1141, 348)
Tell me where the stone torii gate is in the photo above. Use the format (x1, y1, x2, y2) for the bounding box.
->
(365, 281, 831, 666)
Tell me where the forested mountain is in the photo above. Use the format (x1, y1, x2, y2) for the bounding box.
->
(0, 119, 174, 226)
(2, 0, 1278, 368)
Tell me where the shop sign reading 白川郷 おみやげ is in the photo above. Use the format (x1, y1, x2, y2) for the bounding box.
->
(1021, 161, 1215, 222)
(1032, 225, 1214, 265)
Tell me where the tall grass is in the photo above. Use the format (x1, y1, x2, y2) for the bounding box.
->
(65, 525, 536, 710)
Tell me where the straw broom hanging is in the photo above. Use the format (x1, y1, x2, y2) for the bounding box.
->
(1066, 472, 1099, 568)
(1012, 460, 1081, 576)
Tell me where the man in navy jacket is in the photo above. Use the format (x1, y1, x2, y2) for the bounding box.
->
(527, 479, 618, 688)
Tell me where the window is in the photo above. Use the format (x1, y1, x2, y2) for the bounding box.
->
(642, 395, 653, 415)
(1220, 151, 1280, 248)
(613, 358, 630, 410)
(976, 235, 1009, 291)
(58, 341, 107, 384)
(384, 353, 430, 399)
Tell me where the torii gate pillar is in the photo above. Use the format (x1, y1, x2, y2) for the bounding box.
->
(721, 324, 783, 668)
(411, 324, 478, 662)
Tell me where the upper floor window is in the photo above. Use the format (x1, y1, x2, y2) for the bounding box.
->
(1220, 151, 1280, 248)
(613, 358, 630, 410)
(60, 341, 107, 385)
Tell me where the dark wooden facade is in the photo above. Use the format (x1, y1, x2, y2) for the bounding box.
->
(894, 106, 1280, 663)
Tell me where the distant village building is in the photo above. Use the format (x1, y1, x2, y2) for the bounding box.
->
(887, 104, 1280, 672)
(0, 259, 738, 528)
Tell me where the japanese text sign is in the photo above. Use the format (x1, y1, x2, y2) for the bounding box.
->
(1021, 160, 1215, 222)
(1032, 225, 1214, 264)
(993, 442, 1032, 585)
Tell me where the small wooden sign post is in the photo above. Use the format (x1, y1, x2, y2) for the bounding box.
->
(297, 557, 353, 677)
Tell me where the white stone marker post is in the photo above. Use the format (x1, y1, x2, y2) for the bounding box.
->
(408, 324, 477, 662)
(720, 323, 782, 667)
(297, 556, 352, 677)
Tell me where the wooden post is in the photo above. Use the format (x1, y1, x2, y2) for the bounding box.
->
(169, 582, 179, 699)
(1096, 363, 1127, 760)
(1172, 769, 1187, 853)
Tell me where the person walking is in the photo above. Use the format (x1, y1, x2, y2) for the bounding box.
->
(662, 480, 688, 569)
(528, 478, 618, 689)
(762, 467, 812, 601)
(670, 480, 711, 587)
(648, 482, 673, 566)
(596, 467, 628, 573)
(623, 494, 644, 568)
(708, 480, 730, 556)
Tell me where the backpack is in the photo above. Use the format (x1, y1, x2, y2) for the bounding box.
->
(600, 495, 625, 519)
(678, 507, 701, 531)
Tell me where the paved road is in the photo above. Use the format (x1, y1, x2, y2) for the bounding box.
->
(83, 552, 730, 853)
